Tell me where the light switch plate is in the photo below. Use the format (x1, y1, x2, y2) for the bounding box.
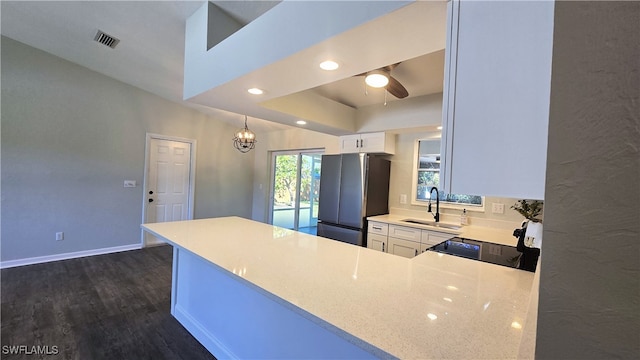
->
(124, 180, 136, 188)
(400, 194, 407, 204)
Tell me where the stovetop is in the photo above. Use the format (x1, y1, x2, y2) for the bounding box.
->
(428, 237, 539, 272)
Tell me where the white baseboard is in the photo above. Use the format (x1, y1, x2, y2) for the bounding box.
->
(145, 238, 166, 247)
(0, 244, 142, 269)
(173, 304, 238, 359)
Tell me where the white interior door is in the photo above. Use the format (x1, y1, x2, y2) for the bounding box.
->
(144, 137, 194, 246)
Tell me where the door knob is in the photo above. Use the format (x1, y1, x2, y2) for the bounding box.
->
(149, 191, 154, 195)
(148, 198, 154, 203)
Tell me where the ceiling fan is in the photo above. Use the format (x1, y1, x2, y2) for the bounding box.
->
(358, 63, 409, 99)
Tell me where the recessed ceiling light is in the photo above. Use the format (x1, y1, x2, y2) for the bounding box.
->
(296, 120, 307, 125)
(319, 60, 339, 71)
(247, 88, 264, 95)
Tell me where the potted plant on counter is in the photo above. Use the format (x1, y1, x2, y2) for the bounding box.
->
(511, 199, 544, 271)
(511, 199, 543, 223)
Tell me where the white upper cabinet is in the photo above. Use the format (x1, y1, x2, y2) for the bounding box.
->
(440, 0, 554, 200)
(339, 132, 396, 154)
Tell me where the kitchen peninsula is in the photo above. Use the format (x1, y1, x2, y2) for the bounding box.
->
(142, 217, 537, 359)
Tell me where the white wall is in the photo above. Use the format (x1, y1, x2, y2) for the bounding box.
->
(536, 2, 639, 358)
(356, 93, 443, 133)
(1, 37, 254, 262)
(251, 128, 339, 223)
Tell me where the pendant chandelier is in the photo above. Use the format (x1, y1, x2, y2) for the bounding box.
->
(233, 115, 257, 153)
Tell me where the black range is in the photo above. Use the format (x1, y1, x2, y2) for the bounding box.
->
(428, 237, 539, 272)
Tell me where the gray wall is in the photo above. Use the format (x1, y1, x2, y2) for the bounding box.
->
(537, 2, 639, 358)
(1, 37, 254, 262)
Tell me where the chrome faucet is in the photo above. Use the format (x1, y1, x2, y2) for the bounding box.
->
(428, 187, 440, 222)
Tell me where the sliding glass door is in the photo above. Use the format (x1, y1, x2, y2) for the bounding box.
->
(270, 150, 323, 234)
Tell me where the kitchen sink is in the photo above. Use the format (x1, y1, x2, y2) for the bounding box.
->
(401, 219, 462, 231)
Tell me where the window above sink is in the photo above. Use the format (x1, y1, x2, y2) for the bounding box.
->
(412, 139, 485, 211)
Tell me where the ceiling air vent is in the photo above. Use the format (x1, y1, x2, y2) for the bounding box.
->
(93, 30, 120, 49)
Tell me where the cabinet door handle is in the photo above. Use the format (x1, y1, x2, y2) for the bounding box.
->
(373, 226, 382, 230)
(360, 139, 363, 147)
(382, 243, 385, 252)
(415, 249, 418, 256)
(355, 139, 359, 148)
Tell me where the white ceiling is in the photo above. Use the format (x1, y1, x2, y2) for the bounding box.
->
(311, 50, 445, 108)
(0, 1, 445, 134)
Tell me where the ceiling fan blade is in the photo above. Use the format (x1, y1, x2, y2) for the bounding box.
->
(386, 75, 409, 98)
(356, 63, 400, 77)
(383, 63, 401, 72)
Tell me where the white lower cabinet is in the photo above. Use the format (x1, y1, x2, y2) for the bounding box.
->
(370, 222, 454, 258)
(367, 233, 388, 253)
(367, 221, 389, 252)
(419, 233, 451, 254)
(387, 224, 422, 258)
(388, 237, 421, 258)
(388, 225, 422, 242)
(420, 243, 432, 254)
(420, 231, 452, 253)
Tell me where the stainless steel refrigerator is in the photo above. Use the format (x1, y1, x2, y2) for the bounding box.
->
(317, 153, 390, 247)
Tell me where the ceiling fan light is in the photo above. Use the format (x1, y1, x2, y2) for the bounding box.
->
(365, 71, 389, 88)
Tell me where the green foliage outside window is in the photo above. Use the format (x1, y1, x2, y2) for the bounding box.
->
(274, 154, 320, 208)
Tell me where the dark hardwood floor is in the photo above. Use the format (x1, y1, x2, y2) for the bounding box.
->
(1, 246, 216, 360)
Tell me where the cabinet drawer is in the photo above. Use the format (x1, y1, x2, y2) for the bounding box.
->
(368, 221, 389, 236)
(388, 225, 421, 243)
(421, 230, 453, 247)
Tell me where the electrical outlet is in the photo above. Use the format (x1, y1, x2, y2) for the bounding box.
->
(492, 203, 505, 214)
(400, 194, 407, 204)
(56, 232, 64, 241)
(124, 180, 136, 188)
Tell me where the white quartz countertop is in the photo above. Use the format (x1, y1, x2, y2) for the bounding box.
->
(368, 213, 518, 247)
(142, 217, 535, 359)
